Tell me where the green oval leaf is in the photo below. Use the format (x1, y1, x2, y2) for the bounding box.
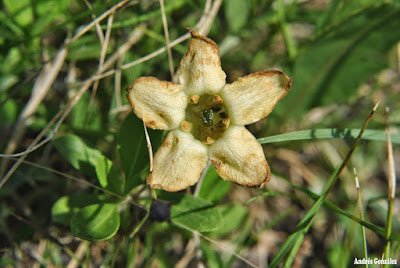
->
(71, 203, 120, 241)
(210, 204, 247, 236)
(51, 194, 109, 225)
(171, 195, 222, 233)
(53, 134, 122, 194)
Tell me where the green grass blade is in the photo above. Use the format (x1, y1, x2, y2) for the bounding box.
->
(276, 175, 399, 240)
(258, 128, 400, 144)
(245, 174, 400, 241)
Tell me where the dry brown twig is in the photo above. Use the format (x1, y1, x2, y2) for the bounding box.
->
(159, 0, 175, 81)
(85, 10, 115, 127)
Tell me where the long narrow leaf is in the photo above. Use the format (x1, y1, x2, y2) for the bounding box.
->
(277, 175, 400, 241)
(258, 128, 400, 145)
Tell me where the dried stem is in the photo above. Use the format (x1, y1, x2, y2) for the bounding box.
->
(159, 0, 175, 80)
(354, 168, 369, 267)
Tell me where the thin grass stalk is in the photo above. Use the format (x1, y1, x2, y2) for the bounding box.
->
(354, 168, 369, 268)
(384, 107, 396, 266)
(159, 0, 175, 80)
(277, 0, 297, 60)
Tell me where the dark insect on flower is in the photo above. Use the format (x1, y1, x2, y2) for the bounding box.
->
(201, 109, 214, 126)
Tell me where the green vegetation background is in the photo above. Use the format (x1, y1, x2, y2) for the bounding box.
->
(0, 0, 399, 267)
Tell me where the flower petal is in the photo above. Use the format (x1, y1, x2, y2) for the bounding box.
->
(177, 29, 226, 96)
(209, 126, 270, 187)
(147, 130, 208, 192)
(126, 77, 187, 130)
(221, 71, 292, 125)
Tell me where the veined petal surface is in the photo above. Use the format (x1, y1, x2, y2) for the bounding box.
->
(177, 29, 226, 96)
(209, 126, 270, 187)
(147, 130, 208, 191)
(127, 77, 187, 130)
(221, 71, 291, 125)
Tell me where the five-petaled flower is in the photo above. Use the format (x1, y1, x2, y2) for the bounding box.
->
(126, 29, 292, 192)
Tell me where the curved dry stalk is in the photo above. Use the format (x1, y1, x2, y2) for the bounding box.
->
(159, 0, 175, 80)
(83, 0, 105, 46)
(66, 0, 130, 45)
(85, 12, 115, 127)
(197, 0, 222, 35)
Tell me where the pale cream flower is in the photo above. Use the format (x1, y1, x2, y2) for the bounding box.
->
(127, 29, 292, 192)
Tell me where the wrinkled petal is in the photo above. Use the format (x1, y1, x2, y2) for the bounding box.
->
(221, 71, 292, 125)
(177, 29, 226, 96)
(126, 77, 187, 130)
(147, 130, 208, 192)
(208, 126, 270, 187)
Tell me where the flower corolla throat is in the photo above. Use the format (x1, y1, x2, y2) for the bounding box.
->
(126, 28, 292, 192)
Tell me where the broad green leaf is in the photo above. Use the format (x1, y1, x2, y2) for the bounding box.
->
(53, 134, 122, 194)
(71, 203, 120, 241)
(171, 195, 222, 233)
(118, 113, 163, 194)
(224, 0, 251, 33)
(282, 4, 400, 116)
(257, 128, 400, 145)
(211, 204, 247, 237)
(51, 193, 108, 225)
(199, 165, 231, 204)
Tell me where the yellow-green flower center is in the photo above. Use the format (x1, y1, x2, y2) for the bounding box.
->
(183, 94, 230, 144)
